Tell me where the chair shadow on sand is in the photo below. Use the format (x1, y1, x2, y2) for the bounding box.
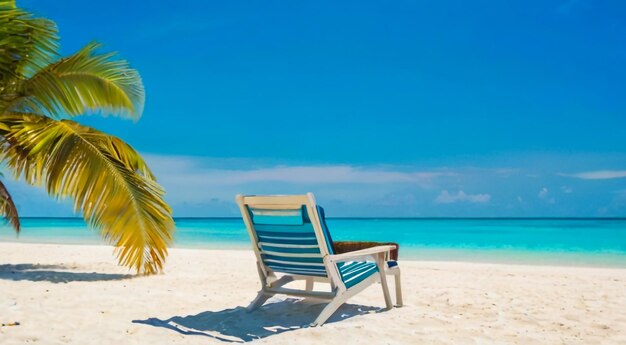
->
(133, 297, 383, 343)
(0, 264, 134, 283)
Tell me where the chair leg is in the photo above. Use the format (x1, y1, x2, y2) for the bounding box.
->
(376, 257, 393, 310)
(379, 272, 393, 310)
(393, 271, 403, 307)
(311, 295, 345, 327)
(246, 291, 273, 312)
(305, 277, 314, 291)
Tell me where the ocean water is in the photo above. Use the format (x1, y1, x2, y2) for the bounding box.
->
(1, 218, 625, 267)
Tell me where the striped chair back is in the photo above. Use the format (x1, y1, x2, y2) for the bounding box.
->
(237, 194, 335, 279)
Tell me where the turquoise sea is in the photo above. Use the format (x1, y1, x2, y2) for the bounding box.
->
(1, 218, 625, 268)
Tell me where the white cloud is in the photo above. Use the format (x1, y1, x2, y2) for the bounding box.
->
(538, 187, 555, 204)
(4, 154, 529, 217)
(559, 170, 626, 180)
(142, 154, 453, 204)
(561, 186, 573, 194)
(434, 190, 491, 204)
(9, 152, 624, 217)
(208, 166, 441, 185)
(144, 155, 451, 184)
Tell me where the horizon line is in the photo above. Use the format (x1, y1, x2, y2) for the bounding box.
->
(10, 216, 626, 220)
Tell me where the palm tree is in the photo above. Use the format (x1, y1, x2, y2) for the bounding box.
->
(0, 0, 174, 274)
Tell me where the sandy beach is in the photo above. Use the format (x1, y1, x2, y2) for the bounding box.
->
(1, 242, 625, 344)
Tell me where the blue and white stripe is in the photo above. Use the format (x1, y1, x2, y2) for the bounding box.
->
(248, 205, 380, 286)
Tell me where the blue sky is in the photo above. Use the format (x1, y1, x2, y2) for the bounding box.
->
(8, 0, 626, 217)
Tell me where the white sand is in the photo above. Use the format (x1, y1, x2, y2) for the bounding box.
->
(1, 242, 625, 344)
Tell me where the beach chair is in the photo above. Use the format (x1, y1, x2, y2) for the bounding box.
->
(236, 193, 399, 326)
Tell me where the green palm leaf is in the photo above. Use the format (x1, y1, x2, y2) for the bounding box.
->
(14, 42, 144, 119)
(0, 177, 20, 232)
(1, 113, 173, 273)
(0, 0, 59, 79)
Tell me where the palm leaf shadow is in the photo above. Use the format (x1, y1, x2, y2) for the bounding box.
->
(0, 264, 133, 283)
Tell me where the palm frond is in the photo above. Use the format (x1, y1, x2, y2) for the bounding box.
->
(0, 0, 59, 79)
(17, 42, 145, 119)
(0, 113, 173, 273)
(0, 177, 20, 233)
(0, 0, 15, 8)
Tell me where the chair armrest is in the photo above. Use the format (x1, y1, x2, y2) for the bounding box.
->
(327, 245, 397, 263)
